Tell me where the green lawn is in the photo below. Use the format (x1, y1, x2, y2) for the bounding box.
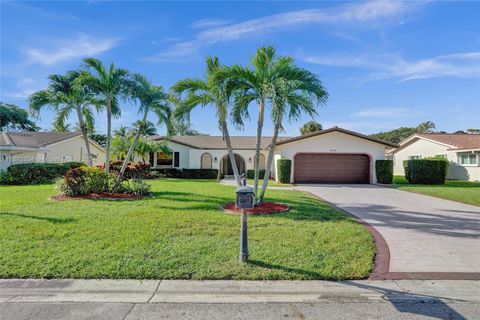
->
(0, 179, 374, 280)
(393, 176, 480, 206)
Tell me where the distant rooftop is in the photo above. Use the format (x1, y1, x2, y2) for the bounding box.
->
(0, 131, 82, 148)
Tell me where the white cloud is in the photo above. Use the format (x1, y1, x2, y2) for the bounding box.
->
(146, 0, 426, 62)
(24, 33, 120, 66)
(300, 52, 480, 81)
(191, 18, 232, 29)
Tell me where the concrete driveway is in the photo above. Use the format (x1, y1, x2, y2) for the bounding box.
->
(295, 184, 480, 276)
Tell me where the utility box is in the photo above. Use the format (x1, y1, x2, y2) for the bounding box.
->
(235, 186, 255, 209)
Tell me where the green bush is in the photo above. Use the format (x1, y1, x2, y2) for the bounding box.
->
(375, 160, 393, 184)
(152, 168, 182, 178)
(121, 179, 151, 196)
(404, 159, 448, 184)
(246, 169, 266, 179)
(57, 167, 88, 196)
(97, 161, 151, 179)
(277, 159, 292, 184)
(6, 162, 84, 185)
(180, 169, 219, 179)
(83, 166, 109, 193)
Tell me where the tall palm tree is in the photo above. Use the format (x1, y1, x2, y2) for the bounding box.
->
(172, 57, 242, 186)
(218, 46, 297, 200)
(117, 74, 172, 178)
(257, 65, 328, 203)
(29, 70, 100, 166)
(82, 58, 130, 174)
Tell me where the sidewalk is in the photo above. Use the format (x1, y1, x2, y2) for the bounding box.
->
(1, 279, 479, 319)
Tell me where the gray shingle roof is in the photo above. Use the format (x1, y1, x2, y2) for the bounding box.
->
(0, 131, 82, 148)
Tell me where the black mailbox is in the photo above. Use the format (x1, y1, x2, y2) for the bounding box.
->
(236, 186, 255, 209)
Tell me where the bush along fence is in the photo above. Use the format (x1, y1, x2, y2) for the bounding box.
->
(403, 159, 449, 184)
(375, 160, 393, 184)
(152, 168, 219, 179)
(1, 162, 84, 185)
(246, 169, 266, 179)
(277, 159, 292, 184)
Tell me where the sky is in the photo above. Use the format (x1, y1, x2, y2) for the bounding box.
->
(1, 0, 479, 137)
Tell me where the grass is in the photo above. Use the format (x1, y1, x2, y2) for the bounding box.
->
(0, 179, 374, 280)
(393, 176, 480, 206)
(246, 179, 293, 187)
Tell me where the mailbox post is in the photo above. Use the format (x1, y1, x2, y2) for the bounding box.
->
(235, 186, 255, 262)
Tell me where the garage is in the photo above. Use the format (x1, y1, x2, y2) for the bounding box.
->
(294, 153, 370, 184)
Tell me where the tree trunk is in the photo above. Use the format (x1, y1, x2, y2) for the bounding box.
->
(222, 120, 242, 186)
(253, 99, 265, 202)
(258, 123, 280, 204)
(105, 99, 112, 174)
(75, 106, 93, 166)
(118, 109, 148, 178)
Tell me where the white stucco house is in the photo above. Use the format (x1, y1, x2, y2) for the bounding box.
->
(0, 131, 106, 171)
(387, 133, 480, 181)
(149, 127, 397, 184)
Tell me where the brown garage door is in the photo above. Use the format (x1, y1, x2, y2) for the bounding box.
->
(294, 153, 370, 184)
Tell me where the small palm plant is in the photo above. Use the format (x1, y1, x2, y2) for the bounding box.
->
(172, 57, 243, 186)
(29, 70, 101, 166)
(81, 58, 131, 174)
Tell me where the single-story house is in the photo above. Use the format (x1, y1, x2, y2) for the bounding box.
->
(0, 131, 106, 171)
(149, 127, 398, 184)
(387, 133, 480, 181)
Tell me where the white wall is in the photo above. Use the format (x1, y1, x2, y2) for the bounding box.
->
(46, 136, 106, 165)
(273, 131, 388, 183)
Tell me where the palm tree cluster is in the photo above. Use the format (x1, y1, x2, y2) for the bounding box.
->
(29, 46, 328, 203)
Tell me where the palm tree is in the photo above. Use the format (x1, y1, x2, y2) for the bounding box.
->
(257, 65, 328, 203)
(82, 58, 130, 174)
(132, 120, 157, 136)
(29, 70, 100, 166)
(172, 57, 242, 186)
(117, 74, 172, 178)
(218, 46, 297, 200)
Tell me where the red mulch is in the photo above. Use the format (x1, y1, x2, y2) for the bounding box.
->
(222, 202, 289, 215)
(51, 193, 144, 201)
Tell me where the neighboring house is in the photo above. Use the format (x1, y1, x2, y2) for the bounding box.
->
(0, 131, 106, 171)
(150, 127, 397, 184)
(387, 133, 480, 181)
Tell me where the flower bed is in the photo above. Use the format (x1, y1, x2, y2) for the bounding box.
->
(51, 192, 144, 201)
(222, 202, 289, 215)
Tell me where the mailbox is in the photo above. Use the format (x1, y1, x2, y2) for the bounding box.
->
(236, 186, 255, 209)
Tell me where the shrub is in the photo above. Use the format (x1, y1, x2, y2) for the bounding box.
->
(151, 168, 182, 178)
(7, 162, 84, 185)
(58, 167, 88, 196)
(404, 159, 448, 184)
(0, 170, 12, 185)
(181, 169, 219, 179)
(98, 161, 151, 179)
(82, 166, 109, 194)
(277, 159, 292, 184)
(121, 179, 151, 196)
(375, 160, 393, 184)
(246, 169, 266, 179)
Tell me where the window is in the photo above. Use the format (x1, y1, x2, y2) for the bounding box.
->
(156, 151, 173, 166)
(458, 153, 477, 166)
(408, 155, 421, 160)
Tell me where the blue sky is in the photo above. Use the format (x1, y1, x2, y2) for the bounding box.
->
(1, 0, 479, 136)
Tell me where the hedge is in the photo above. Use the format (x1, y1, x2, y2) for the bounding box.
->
(246, 169, 266, 179)
(4, 162, 84, 185)
(375, 160, 393, 184)
(152, 168, 218, 179)
(403, 159, 448, 184)
(277, 159, 291, 184)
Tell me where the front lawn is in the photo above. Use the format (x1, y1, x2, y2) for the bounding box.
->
(393, 176, 480, 206)
(0, 179, 374, 280)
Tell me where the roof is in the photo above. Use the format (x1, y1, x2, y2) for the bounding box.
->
(0, 131, 82, 148)
(152, 135, 292, 150)
(275, 127, 399, 148)
(154, 127, 398, 149)
(389, 133, 480, 153)
(416, 133, 480, 151)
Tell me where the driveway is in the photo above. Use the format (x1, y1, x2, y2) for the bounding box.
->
(295, 184, 480, 276)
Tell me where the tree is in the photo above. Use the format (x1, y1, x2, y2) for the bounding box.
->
(370, 121, 437, 144)
(171, 119, 208, 136)
(117, 74, 172, 178)
(416, 121, 436, 133)
(257, 61, 328, 203)
(29, 71, 100, 166)
(82, 58, 130, 174)
(89, 132, 107, 147)
(132, 120, 157, 136)
(467, 128, 480, 134)
(172, 57, 242, 186)
(453, 130, 467, 134)
(53, 122, 72, 132)
(220, 46, 303, 199)
(0, 102, 39, 131)
(300, 121, 322, 135)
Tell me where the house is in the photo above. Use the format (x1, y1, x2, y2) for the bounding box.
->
(387, 133, 480, 181)
(149, 127, 397, 184)
(0, 131, 106, 171)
